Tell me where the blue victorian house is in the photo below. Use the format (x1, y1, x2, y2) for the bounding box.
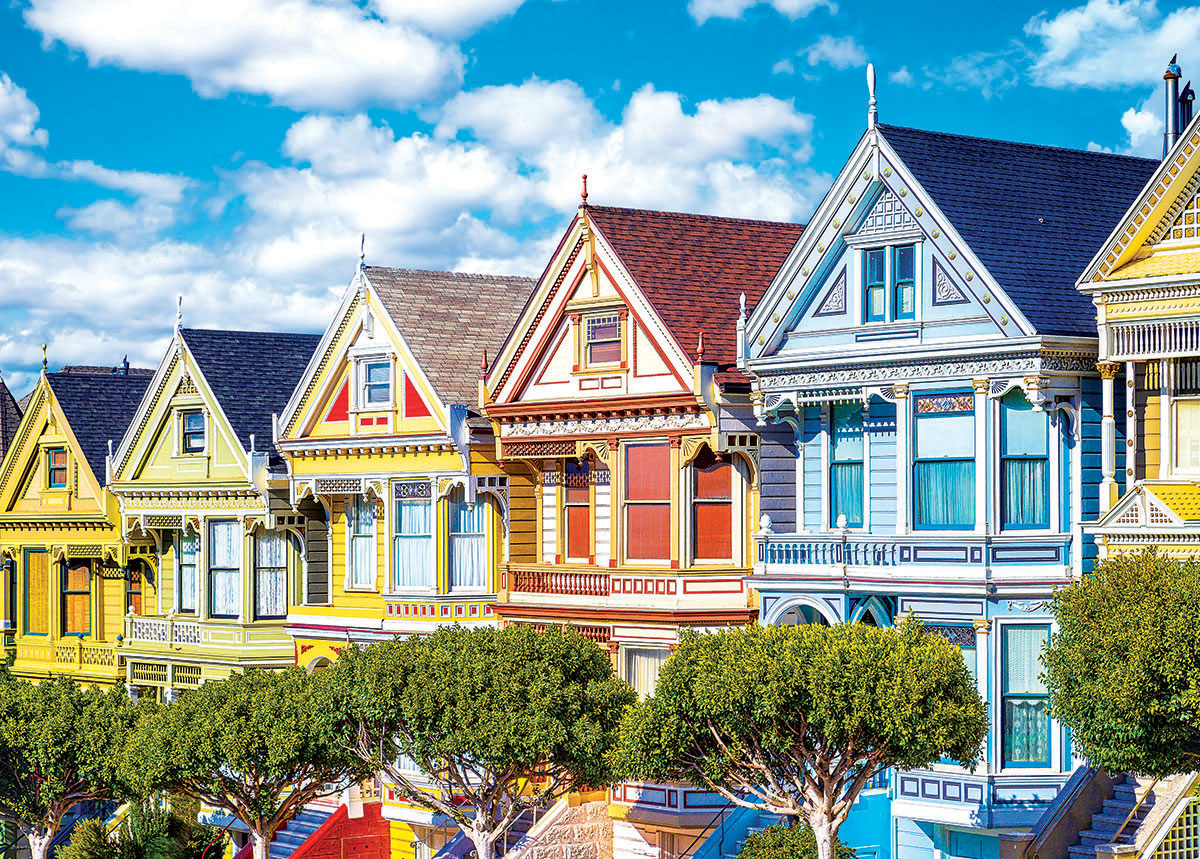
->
(734, 88, 1157, 859)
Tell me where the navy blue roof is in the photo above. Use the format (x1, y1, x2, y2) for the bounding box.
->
(879, 124, 1159, 337)
(181, 328, 320, 463)
(46, 371, 152, 486)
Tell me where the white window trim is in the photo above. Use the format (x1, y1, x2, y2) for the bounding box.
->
(388, 481, 437, 595)
(344, 496, 378, 593)
(581, 310, 623, 370)
(823, 402, 870, 533)
(176, 408, 209, 457)
(348, 349, 395, 413)
(447, 489, 490, 595)
(1171, 395, 1200, 475)
(855, 240, 923, 326)
(992, 394, 1063, 536)
(990, 617, 1064, 775)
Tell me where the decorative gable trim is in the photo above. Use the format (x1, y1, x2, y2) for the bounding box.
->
(1094, 486, 1185, 530)
(857, 189, 917, 235)
(931, 260, 969, 306)
(814, 270, 847, 317)
(1149, 179, 1200, 247)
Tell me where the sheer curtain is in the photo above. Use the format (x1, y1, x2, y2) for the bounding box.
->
(348, 497, 376, 588)
(208, 520, 241, 618)
(914, 459, 974, 526)
(178, 531, 199, 612)
(624, 648, 670, 699)
(393, 498, 434, 590)
(1003, 626, 1050, 765)
(449, 488, 486, 591)
(1177, 400, 1200, 468)
(255, 531, 287, 619)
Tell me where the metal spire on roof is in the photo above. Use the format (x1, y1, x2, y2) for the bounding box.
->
(359, 233, 366, 270)
(41, 343, 47, 371)
(867, 63, 878, 129)
(175, 295, 183, 334)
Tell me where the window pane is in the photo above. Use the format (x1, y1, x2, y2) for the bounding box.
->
(588, 317, 620, 341)
(184, 412, 204, 432)
(1004, 626, 1048, 694)
(26, 552, 49, 634)
(896, 283, 915, 317)
(209, 521, 240, 568)
(211, 570, 240, 616)
(1002, 459, 1049, 528)
(588, 341, 622, 364)
(179, 532, 198, 613)
(350, 497, 375, 533)
(914, 459, 975, 527)
(256, 568, 286, 618)
(832, 404, 864, 462)
(915, 412, 974, 459)
(567, 505, 590, 560)
(626, 445, 671, 501)
(694, 502, 732, 559)
(256, 531, 286, 568)
(868, 285, 885, 320)
(1177, 400, 1200, 468)
(450, 489, 486, 590)
(694, 460, 731, 499)
(351, 537, 375, 587)
(831, 462, 864, 527)
(627, 504, 670, 560)
(624, 648, 669, 699)
(394, 494, 434, 588)
(1003, 699, 1050, 765)
(63, 562, 90, 635)
(565, 460, 590, 504)
(894, 245, 915, 281)
(866, 249, 885, 284)
(365, 363, 390, 384)
(1003, 396, 1049, 456)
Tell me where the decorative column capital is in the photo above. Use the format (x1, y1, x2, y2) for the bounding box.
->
(892, 382, 910, 399)
(972, 618, 992, 634)
(971, 378, 990, 395)
(1097, 361, 1120, 381)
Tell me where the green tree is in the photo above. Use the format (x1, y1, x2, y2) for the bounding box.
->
(1044, 550, 1200, 777)
(0, 676, 140, 859)
(615, 621, 987, 859)
(57, 799, 227, 859)
(129, 668, 367, 859)
(322, 624, 635, 859)
(737, 823, 855, 859)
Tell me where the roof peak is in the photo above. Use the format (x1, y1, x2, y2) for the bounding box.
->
(587, 204, 805, 230)
(363, 265, 535, 283)
(878, 123, 1160, 165)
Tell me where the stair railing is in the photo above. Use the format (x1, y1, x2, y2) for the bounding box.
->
(1114, 778, 1160, 845)
(676, 801, 735, 859)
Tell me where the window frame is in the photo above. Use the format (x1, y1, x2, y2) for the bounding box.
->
(829, 403, 865, 529)
(1000, 623, 1053, 769)
(23, 549, 50, 636)
(45, 447, 69, 490)
(912, 392, 976, 531)
(392, 482, 435, 592)
(1000, 394, 1051, 531)
(361, 359, 393, 408)
(180, 410, 206, 455)
(61, 561, 91, 638)
(127, 564, 143, 615)
(583, 312, 622, 368)
(253, 530, 289, 620)
(863, 248, 886, 323)
(448, 487, 488, 593)
(892, 244, 916, 320)
(563, 459, 592, 563)
(622, 646, 671, 700)
(207, 519, 242, 620)
(622, 442, 672, 565)
(691, 451, 734, 563)
(346, 496, 377, 591)
(177, 530, 199, 614)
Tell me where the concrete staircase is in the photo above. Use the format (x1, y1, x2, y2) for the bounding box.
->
(1066, 776, 1158, 859)
(717, 811, 780, 859)
(268, 808, 334, 859)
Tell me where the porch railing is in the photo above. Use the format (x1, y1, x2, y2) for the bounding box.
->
(507, 566, 611, 596)
(125, 616, 203, 647)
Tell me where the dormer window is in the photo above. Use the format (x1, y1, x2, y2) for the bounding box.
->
(46, 448, 68, 488)
(585, 314, 621, 366)
(362, 361, 391, 406)
(181, 411, 205, 454)
(863, 243, 917, 323)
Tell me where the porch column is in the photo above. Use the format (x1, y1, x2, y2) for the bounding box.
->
(973, 379, 989, 533)
(972, 618, 992, 774)
(893, 384, 910, 534)
(1098, 362, 1119, 513)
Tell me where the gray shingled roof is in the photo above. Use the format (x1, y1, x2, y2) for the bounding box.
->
(46, 370, 153, 486)
(0, 377, 22, 464)
(364, 267, 537, 410)
(879, 124, 1159, 337)
(181, 328, 322, 463)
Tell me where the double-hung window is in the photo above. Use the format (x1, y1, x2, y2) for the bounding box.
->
(1002, 624, 1051, 767)
(864, 249, 886, 322)
(893, 245, 915, 319)
(362, 361, 391, 407)
(448, 487, 486, 591)
(624, 647, 670, 699)
(830, 404, 864, 528)
(181, 411, 205, 454)
(254, 531, 287, 619)
(208, 520, 241, 619)
(62, 562, 90, 636)
(1174, 359, 1200, 470)
(393, 482, 434, 590)
(913, 394, 975, 529)
(178, 530, 199, 613)
(24, 550, 49, 635)
(564, 460, 591, 562)
(46, 448, 68, 489)
(347, 497, 376, 589)
(625, 443, 671, 562)
(692, 450, 732, 562)
(585, 314, 621, 365)
(127, 564, 143, 615)
(863, 244, 917, 322)
(1001, 393, 1050, 529)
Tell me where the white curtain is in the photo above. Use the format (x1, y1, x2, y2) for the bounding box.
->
(1177, 400, 1200, 468)
(209, 520, 241, 617)
(255, 531, 287, 618)
(624, 648, 670, 699)
(178, 531, 199, 612)
(348, 497, 376, 588)
(393, 498, 434, 590)
(449, 488, 486, 591)
(1003, 626, 1050, 764)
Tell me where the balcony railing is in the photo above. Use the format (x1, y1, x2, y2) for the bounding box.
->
(756, 532, 1070, 571)
(15, 639, 119, 671)
(508, 566, 611, 596)
(125, 616, 203, 647)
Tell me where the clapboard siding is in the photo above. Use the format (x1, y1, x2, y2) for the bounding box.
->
(866, 401, 897, 530)
(758, 422, 797, 534)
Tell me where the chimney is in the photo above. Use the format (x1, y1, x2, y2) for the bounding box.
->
(1165, 54, 1183, 157)
(120, 355, 129, 376)
(1181, 80, 1195, 131)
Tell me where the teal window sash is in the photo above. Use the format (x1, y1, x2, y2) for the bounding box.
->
(1001, 394, 1051, 529)
(181, 411, 205, 454)
(893, 245, 915, 320)
(829, 404, 864, 528)
(864, 249, 886, 322)
(1001, 624, 1052, 768)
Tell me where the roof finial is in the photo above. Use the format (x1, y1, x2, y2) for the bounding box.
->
(580, 173, 588, 206)
(41, 343, 47, 371)
(739, 292, 747, 319)
(175, 295, 183, 334)
(696, 331, 705, 362)
(480, 347, 489, 374)
(867, 63, 878, 129)
(359, 233, 366, 270)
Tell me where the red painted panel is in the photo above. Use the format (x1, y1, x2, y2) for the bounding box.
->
(567, 505, 590, 560)
(626, 444, 670, 500)
(694, 503, 732, 560)
(404, 374, 432, 418)
(325, 380, 350, 423)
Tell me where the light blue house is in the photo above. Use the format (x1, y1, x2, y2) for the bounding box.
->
(730, 99, 1158, 859)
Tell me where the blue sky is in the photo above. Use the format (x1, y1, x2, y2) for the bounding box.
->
(0, 0, 1193, 393)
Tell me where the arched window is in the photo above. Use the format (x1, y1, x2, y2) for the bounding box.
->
(778, 604, 830, 626)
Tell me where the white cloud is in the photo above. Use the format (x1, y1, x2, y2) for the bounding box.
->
(935, 50, 1021, 100)
(56, 199, 180, 240)
(1120, 90, 1164, 156)
(772, 59, 795, 75)
(25, 0, 464, 111)
(435, 79, 604, 153)
(803, 34, 867, 69)
(60, 160, 189, 203)
(0, 74, 48, 151)
(370, 0, 527, 37)
(688, 0, 833, 24)
(888, 66, 914, 86)
(1025, 0, 1200, 89)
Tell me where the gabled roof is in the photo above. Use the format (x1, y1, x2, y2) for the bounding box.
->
(180, 328, 321, 457)
(365, 267, 537, 409)
(0, 377, 22, 461)
(879, 124, 1159, 337)
(587, 206, 805, 370)
(45, 370, 153, 485)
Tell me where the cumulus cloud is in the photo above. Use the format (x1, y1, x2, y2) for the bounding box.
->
(370, 0, 528, 37)
(888, 66, 914, 86)
(802, 35, 867, 69)
(934, 49, 1021, 100)
(688, 0, 833, 24)
(435, 79, 605, 153)
(25, 0, 464, 111)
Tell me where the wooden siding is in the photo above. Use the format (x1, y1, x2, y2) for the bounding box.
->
(758, 423, 797, 535)
(866, 401, 897, 530)
(802, 406, 822, 531)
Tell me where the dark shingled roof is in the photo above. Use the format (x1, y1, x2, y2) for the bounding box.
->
(879, 124, 1159, 337)
(46, 371, 152, 486)
(586, 206, 805, 375)
(0, 377, 22, 463)
(181, 328, 321, 462)
(365, 267, 537, 409)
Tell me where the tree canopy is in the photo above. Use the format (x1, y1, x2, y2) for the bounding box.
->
(129, 668, 367, 859)
(1044, 550, 1200, 778)
(737, 823, 855, 859)
(321, 624, 635, 859)
(614, 621, 987, 859)
(0, 675, 140, 859)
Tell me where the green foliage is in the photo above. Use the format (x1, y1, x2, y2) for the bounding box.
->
(58, 801, 226, 859)
(614, 621, 987, 813)
(737, 824, 855, 859)
(322, 624, 635, 825)
(129, 668, 365, 839)
(1045, 550, 1200, 777)
(0, 675, 140, 831)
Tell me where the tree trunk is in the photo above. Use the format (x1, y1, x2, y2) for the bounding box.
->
(26, 828, 53, 859)
(468, 828, 496, 859)
(251, 829, 272, 859)
(810, 816, 835, 859)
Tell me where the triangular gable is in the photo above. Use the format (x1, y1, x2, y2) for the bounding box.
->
(278, 271, 450, 445)
(748, 128, 1034, 359)
(0, 380, 106, 517)
(1093, 486, 1185, 530)
(487, 209, 695, 408)
(1080, 113, 1200, 286)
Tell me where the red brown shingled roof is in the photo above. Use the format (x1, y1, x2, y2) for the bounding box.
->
(586, 205, 805, 375)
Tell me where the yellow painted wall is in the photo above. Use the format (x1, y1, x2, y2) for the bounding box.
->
(1135, 362, 1161, 481)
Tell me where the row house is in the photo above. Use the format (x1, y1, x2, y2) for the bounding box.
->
(740, 112, 1157, 859)
(105, 327, 322, 700)
(481, 199, 803, 859)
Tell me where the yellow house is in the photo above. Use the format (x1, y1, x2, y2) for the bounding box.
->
(0, 364, 154, 685)
(105, 327, 322, 700)
(1079, 107, 1200, 558)
(274, 263, 535, 842)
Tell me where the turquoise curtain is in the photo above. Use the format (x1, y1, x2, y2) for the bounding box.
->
(393, 498, 434, 590)
(831, 462, 863, 527)
(1003, 458, 1048, 527)
(914, 459, 974, 527)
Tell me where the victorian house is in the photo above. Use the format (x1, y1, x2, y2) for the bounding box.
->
(0, 362, 153, 685)
(105, 327, 321, 701)
(482, 197, 802, 859)
(739, 102, 1157, 859)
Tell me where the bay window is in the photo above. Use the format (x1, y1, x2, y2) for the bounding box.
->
(624, 443, 671, 562)
(830, 404, 864, 528)
(62, 561, 90, 636)
(178, 530, 199, 613)
(1001, 392, 1050, 529)
(913, 393, 975, 529)
(692, 449, 732, 562)
(254, 531, 287, 619)
(1002, 624, 1051, 767)
(564, 460, 591, 562)
(449, 487, 486, 591)
(393, 482, 434, 590)
(208, 520, 241, 619)
(347, 496, 376, 589)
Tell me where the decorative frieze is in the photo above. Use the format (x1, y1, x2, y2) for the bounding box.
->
(500, 413, 709, 437)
